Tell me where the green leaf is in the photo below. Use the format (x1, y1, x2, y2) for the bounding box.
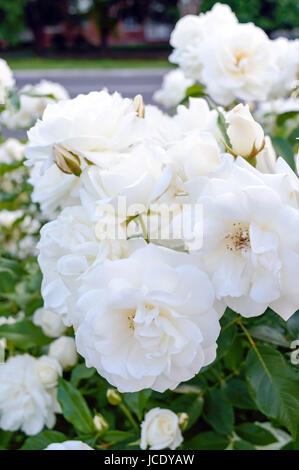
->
(70, 364, 96, 388)
(21, 431, 66, 450)
(9, 90, 21, 111)
(235, 423, 277, 446)
(184, 431, 229, 450)
(0, 161, 23, 177)
(217, 109, 231, 146)
(204, 388, 234, 436)
(57, 378, 94, 435)
(123, 390, 152, 421)
(224, 336, 244, 371)
(0, 320, 51, 349)
(288, 127, 299, 146)
(271, 136, 295, 170)
(233, 439, 255, 450)
(276, 111, 299, 127)
(0, 430, 13, 449)
(216, 311, 238, 360)
(0, 268, 16, 293)
(246, 344, 299, 438)
(182, 83, 206, 103)
(102, 430, 135, 443)
(170, 394, 204, 429)
(287, 310, 299, 339)
(224, 379, 256, 410)
(248, 325, 289, 347)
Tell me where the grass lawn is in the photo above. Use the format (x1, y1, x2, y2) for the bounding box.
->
(6, 57, 172, 70)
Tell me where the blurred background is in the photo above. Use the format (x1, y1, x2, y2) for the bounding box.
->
(0, 0, 298, 60)
(0, 0, 298, 126)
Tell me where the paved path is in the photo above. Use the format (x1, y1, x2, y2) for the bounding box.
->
(3, 68, 167, 139)
(15, 68, 168, 103)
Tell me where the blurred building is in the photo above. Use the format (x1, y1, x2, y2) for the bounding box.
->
(13, 0, 180, 51)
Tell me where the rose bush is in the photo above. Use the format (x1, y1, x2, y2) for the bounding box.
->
(0, 6, 298, 451)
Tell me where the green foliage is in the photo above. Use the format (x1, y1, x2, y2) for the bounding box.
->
(201, 0, 299, 32)
(0, 0, 29, 45)
(57, 378, 95, 435)
(0, 319, 51, 350)
(21, 431, 66, 450)
(246, 344, 299, 438)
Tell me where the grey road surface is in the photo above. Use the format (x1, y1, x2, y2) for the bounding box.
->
(15, 68, 168, 101)
(3, 68, 168, 139)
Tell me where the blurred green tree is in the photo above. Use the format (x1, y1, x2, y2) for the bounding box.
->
(201, 0, 299, 33)
(0, 0, 29, 45)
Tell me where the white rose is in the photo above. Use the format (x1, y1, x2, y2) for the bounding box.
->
(0, 354, 61, 435)
(195, 156, 299, 320)
(49, 336, 78, 369)
(35, 355, 62, 388)
(25, 90, 145, 172)
(38, 205, 143, 328)
(33, 308, 67, 338)
(201, 22, 277, 105)
(227, 104, 265, 158)
(75, 243, 221, 392)
(169, 4, 237, 81)
(268, 38, 299, 99)
(153, 69, 194, 109)
(0, 139, 25, 164)
(0, 58, 15, 104)
(140, 408, 183, 450)
(45, 440, 93, 450)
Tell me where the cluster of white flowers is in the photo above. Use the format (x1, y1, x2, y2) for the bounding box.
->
(1, 80, 69, 130)
(169, 3, 299, 105)
(0, 59, 15, 104)
(0, 138, 25, 164)
(1, 4, 298, 449)
(24, 86, 299, 395)
(0, 354, 61, 435)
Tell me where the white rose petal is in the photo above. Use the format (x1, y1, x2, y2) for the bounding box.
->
(45, 440, 93, 450)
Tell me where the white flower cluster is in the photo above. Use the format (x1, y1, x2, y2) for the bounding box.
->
(0, 59, 15, 104)
(24, 88, 299, 395)
(1, 79, 69, 130)
(169, 3, 299, 105)
(0, 354, 61, 435)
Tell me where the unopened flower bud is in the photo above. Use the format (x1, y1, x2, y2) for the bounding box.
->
(178, 412, 189, 431)
(49, 336, 78, 370)
(107, 388, 122, 405)
(133, 94, 145, 118)
(53, 144, 82, 176)
(226, 104, 265, 159)
(93, 413, 109, 432)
